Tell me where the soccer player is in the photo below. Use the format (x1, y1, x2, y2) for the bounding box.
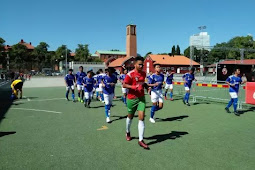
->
(102, 68, 117, 123)
(119, 69, 128, 105)
(225, 68, 246, 116)
(97, 69, 105, 103)
(83, 71, 96, 108)
(75, 66, 87, 103)
(123, 56, 149, 149)
(11, 77, 23, 100)
(65, 69, 76, 102)
(164, 70, 174, 100)
(148, 64, 164, 123)
(182, 67, 196, 106)
(94, 71, 100, 100)
(147, 71, 153, 95)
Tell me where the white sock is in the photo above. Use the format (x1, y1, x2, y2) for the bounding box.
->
(126, 117, 132, 133)
(138, 120, 145, 141)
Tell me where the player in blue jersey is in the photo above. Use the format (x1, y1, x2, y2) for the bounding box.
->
(83, 71, 96, 108)
(182, 67, 196, 106)
(164, 70, 174, 101)
(225, 68, 246, 116)
(64, 69, 76, 102)
(97, 69, 105, 103)
(147, 71, 153, 95)
(75, 66, 87, 103)
(148, 64, 164, 123)
(119, 69, 128, 105)
(102, 68, 117, 123)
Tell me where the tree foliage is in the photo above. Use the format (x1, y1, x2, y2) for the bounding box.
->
(74, 44, 90, 62)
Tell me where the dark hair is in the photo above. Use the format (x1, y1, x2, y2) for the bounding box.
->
(98, 69, 103, 73)
(135, 56, 144, 63)
(154, 64, 160, 67)
(87, 70, 92, 74)
(189, 67, 195, 72)
(69, 69, 73, 72)
(234, 68, 240, 72)
(79, 66, 83, 69)
(96, 71, 100, 74)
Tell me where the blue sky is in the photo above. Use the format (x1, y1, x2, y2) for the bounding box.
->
(1, 0, 255, 56)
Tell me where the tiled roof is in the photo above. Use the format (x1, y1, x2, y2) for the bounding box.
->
(219, 59, 255, 65)
(70, 53, 75, 57)
(96, 50, 126, 55)
(148, 55, 200, 66)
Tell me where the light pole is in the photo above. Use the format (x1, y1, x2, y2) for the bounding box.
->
(65, 47, 67, 75)
(198, 25, 206, 76)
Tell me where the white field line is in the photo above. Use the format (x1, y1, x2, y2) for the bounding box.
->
(11, 108, 62, 114)
(13, 98, 66, 104)
(0, 81, 9, 87)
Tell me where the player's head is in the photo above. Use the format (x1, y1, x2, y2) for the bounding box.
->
(98, 69, 103, 73)
(168, 69, 171, 73)
(79, 66, 83, 72)
(96, 71, 100, 75)
(68, 69, 73, 74)
(87, 70, 93, 78)
(189, 67, 195, 74)
(234, 68, 240, 75)
(123, 69, 127, 74)
(134, 56, 144, 72)
(107, 67, 115, 75)
(154, 64, 161, 73)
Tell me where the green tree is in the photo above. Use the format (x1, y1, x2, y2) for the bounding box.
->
(176, 45, 181, 55)
(33, 42, 49, 70)
(144, 52, 152, 58)
(10, 43, 29, 71)
(171, 45, 176, 55)
(55, 45, 71, 61)
(0, 37, 6, 66)
(74, 44, 90, 62)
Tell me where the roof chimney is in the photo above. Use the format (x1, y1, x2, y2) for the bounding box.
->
(21, 39, 24, 43)
(29, 42, 32, 45)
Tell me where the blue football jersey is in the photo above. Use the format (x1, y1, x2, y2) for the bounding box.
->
(226, 75, 242, 93)
(166, 73, 174, 84)
(150, 73, 164, 91)
(65, 74, 75, 86)
(83, 77, 95, 92)
(183, 73, 195, 88)
(119, 74, 126, 82)
(102, 74, 117, 95)
(75, 71, 87, 85)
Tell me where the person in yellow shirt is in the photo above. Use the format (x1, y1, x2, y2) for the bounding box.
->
(11, 78, 23, 99)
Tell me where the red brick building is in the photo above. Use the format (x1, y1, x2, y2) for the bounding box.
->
(144, 54, 200, 74)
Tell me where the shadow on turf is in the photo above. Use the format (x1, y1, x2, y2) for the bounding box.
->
(0, 83, 13, 125)
(239, 107, 255, 115)
(110, 115, 138, 123)
(0, 131, 16, 138)
(144, 131, 189, 146)
(156, 115, 189, 122)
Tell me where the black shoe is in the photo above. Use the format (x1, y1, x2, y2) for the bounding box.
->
(186, 102, 190, 106)
(225, 107, 231, 113)
(84, 102, 87, 108)
(234, 111, 240, 116)
(183, 99, 186, 105)
(87, 105, 91, 108)
(66, 98, 69, 101)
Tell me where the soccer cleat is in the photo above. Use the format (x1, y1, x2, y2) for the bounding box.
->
(186, 102, 190, 106)
(84, 102, 87, 108)
(183, 99, 186, 105)
(138, 140, 149, 149)
(106, 117, 111, 123)
(225, 107, 231, 113)
(126, 132, 132, 141)
(78, 97, 81, 102)
(73, 100, 75, 102)
(87, 105, 91, 108)
(164, 96, 167, 100)
(170, 98, 174, 101)
(80, 100, 84, 103)
(234, 111, 240, 116)
(149, 118, 156, 123)
(66, 98, 69, 101)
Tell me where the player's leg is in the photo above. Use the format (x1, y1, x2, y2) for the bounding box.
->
(122, 87, 127, 105)
(108, 93, 114, 116)
(96, 88, 99, 100)
(164, 84, 169, 100)
(19, 89, 23, 99)
(137, 97, 149, 149)
(169, 84, 174, 100)
(126, 98, 138, 141)
(183, 87, 190, 106)
(150, 91, 158, 123)
(104, 94, 111, 123)
(77, 85, 81, 102)
(81, 86, 84, 103)
(225, 94, 234, 113)
(84, 92, 88, 107)
(71, 85, 75, 102)
(87, 91, 92, 108)
(230, 92, 239, 116)
(66, 86, 70, 100)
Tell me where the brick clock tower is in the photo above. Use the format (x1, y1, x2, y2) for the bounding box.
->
(126, 24, 137, 58)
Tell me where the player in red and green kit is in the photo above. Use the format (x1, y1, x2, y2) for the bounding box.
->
(123, 56, 150, 149)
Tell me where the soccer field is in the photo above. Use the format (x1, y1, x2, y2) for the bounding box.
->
(1, 80, 255, 170)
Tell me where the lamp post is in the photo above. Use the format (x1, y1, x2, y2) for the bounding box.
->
(198, 25, 206, 76)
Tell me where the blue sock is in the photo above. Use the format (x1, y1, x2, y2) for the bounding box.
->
(233, 98, 238, 112)
(123, 97, 127, 104)
(164, 91, 167, 97)
(66, 91, 69, 99)
(96, 92, 99, 98)
(170, 92, 173, 98)
(101, 93, 104, 101)
(184, 93, 187, 101)
(186, 93, 190, 102)
(151, 105, 157, 118)
(226, 98, 233, 108)
(121, 96, 124, 102)
(105, 105, 109, 117)
(156, 105, 162, 111)
(72, 93, 75, 100)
